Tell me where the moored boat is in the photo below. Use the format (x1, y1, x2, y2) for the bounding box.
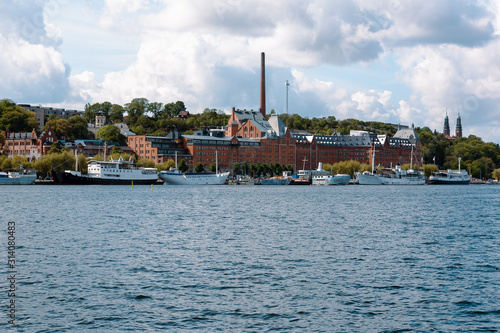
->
(158, 150, 230, 185)
(427, 170, 471, 185)
(159, 168, 230, 185)
(52, 157, 159, 185)
(427, 157, 471, 185)
(312, 174, 351, 185)
(0, 169, 37, 185)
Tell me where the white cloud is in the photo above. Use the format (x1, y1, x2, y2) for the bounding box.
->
(0, 0, 69, 103)
(2, 0, 500, 143)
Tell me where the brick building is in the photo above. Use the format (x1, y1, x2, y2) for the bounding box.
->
(4, 126, 57, 160)
(127, 131, 190, 165)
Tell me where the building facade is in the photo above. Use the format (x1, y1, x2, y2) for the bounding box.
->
(4, 126, 58, 159)
(17, 104, 84, 131)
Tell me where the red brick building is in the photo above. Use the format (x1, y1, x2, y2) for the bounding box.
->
(3, 126, 57, 160)
(126, 108, 422, 173)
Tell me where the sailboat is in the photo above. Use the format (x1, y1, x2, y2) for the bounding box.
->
(158, 151, 230, 185)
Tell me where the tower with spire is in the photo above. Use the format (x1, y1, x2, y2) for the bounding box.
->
(443, 111, 450, 137)
(455, 113, 462, 138)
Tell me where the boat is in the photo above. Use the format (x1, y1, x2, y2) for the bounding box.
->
(0, 169, 37, 185)
(427, 158, 471, 185)
(357, 166, 425, 185)
(158, 151, 230, 185)
(52, 157, 159, 185)
(253, 172, 293, 185)
(312, 174, 351, 185)
(427, 170, 471, 185)
(357, 138, 424, 185)
(291, 162, 330, 185)
(358, 165, 426, 185)
(159, 168, 230, 185)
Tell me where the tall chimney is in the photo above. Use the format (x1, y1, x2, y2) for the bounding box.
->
(260, 52, 266, 118)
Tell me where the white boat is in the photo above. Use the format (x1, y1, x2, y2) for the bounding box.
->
(356, 171, 383, 185)
(312, 174, 351, 185)
(357, 167, 425, 185)
(427, 157, 471, 185)
(357, 137, 424, 185)
(0, 169, 37, 185)
(159, 151, 230, 185)
(159, 169, 230, 185)
(52, 157, 159, 185)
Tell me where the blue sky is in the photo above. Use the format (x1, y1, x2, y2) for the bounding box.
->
(1, 0, 500, 144)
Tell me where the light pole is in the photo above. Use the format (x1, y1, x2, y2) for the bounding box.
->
(285, 80, 290, 114)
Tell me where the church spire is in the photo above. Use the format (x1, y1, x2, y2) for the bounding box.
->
(443, 110, 450, 137)
(455, 112, 462, 138)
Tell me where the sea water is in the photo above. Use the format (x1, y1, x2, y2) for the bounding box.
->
(0, 185, 499, 332)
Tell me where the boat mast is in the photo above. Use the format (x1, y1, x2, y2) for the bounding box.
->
(410, 144, 413, 169)
(372, 135, 376, 174)
(104, 141, 107, 161)
(175, 151, 178, 168)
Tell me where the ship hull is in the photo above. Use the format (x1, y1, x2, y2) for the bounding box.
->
(159, 172, 230, 185)
(357, 173, 383, 185)
(426, 178, 471, 185)
(52, 171, 160, 185)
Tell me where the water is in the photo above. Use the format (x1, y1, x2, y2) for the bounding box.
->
(1, 185, 499, 332)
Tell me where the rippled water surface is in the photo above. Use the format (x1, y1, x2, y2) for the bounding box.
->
(1, 185, 499, 332)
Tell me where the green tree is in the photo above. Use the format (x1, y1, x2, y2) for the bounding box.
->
(0, 99, 38, 132)
(137, 158, 155, 168)
(84, 102, 101, 123)
(1, 157, 13, 171)
(0, 131, 5, 148)
(101, 102, 112, 118)
(195, 162, 205, 173)
(178, 159, 188, 173)
(241, 161, 248, 175)
(45, 118, 72, 138)
(209, 162, 217, 173)
(492, 168, 500, 180)
(68, 115, 93, 139)
(47, 141, 64, 154)
(96, 125, 126, 144)
(125, 98, 149, 125)
(232, 162, 241, 175)
(423, 164, 439, 178)
(156, 159, 176, 171)
(147, 102, 164, 120)
(109, 104, 125, 123)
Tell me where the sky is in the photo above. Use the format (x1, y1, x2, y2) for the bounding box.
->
(1, 0, 500, 144)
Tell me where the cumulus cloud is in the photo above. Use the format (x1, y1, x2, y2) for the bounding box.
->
(0, 0, 70, 103)
(2, 0, 500, 142)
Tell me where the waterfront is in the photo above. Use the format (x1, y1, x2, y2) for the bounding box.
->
(1, 185, 499, 332)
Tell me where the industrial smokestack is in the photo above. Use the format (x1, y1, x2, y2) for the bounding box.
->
(260, 52, 266, 118)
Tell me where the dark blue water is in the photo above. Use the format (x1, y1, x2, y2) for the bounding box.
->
(1, 185, 499, 332)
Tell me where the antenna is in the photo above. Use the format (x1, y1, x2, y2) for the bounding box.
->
(285, 80, 290, 114)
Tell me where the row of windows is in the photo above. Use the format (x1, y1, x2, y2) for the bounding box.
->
(197, 146, 230, 150)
